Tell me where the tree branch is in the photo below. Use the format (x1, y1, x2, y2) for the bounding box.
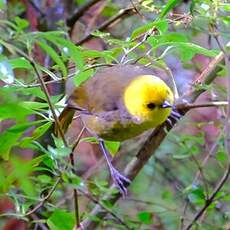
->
(75, 7, 135, 45)
(80, 46, 227, 230)
(25, 177, 61, 217)
(185, 164, 230, 230)
(66, 0, 102, 28)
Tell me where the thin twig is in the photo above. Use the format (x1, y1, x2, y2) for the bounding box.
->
(28, 0, 46, 18)
(31, 213, 49, 230)
(66, 0, 102, 28)
(72, 126, 86, 151)
(180, 131, 223, 229)
(185, 164, 230, 230)
(129, 0, 144, 19)
(79, 189, 132, 230)
(75, 7, 135, 45)
(126, 198, 177, 212)
(12, 63, 115, 88)
(176, 101, 228, 110)
(190, 155, 209, 199)
(25, 178, 61, 216)
(213, 29, 230, 160)
(120, 26, 153, 63)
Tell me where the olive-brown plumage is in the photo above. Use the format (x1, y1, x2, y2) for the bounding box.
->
(58, 64, 174, 195)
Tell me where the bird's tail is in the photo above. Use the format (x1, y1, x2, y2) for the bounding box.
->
(55, 106, 75, 136)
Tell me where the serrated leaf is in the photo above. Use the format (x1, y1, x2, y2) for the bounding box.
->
(37, 40, 67, 77)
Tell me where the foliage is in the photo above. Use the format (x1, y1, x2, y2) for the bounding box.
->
(0, 0, 229, 229)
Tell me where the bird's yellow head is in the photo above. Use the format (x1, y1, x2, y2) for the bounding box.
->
(123, 75, 174, 127)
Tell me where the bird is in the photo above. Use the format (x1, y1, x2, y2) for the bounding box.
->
(57, 64, 174, 195)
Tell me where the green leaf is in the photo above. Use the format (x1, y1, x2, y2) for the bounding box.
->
(20, 101, 48, 110)
(0, 39, 16, 55)
(148, 41, 217, 61)
(47, 209, 75, 230)
(137, 211, 153, 225)
(131, 20, 168, 39)
(37, 40, 67, 77)
(36, 33, 84, 70)
(216, 151, 228, 162)
(48, 135, 72, 159)
(5, 157, 39, 196)
(51, 37, 84, 70)
(80, 136, 98, 143)
(80, 138, 120, 156)
(0, 0, 6, 9)
(0, 120, 45, 160)
(91, 30, 111, 39)
(159, 0, 182, 19)
(220, 3, 230, 12)
(74, 69, 94, 87)
(0, 131, 21, 160)
(82, 49, 116, 63)
(8, 120, 44, 133)
(48, 145, 71, 159)
(62, 172, 82, 186)
(15, 87, 46, 100)
(185, 185, 206, 206)
(101, 4, 119, 17)
(8, 57, 33, 70)
(32, 122, 52, 139)
(105, 140, 120, 157)
(0, 102, 34, 122)
(14, 16, 29, 30)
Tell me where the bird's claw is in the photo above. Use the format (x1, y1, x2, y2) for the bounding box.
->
(170, 109, 182, 121)
(110, 167, 131, 196)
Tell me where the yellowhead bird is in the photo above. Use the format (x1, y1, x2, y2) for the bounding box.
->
(58, 64, 174, 195)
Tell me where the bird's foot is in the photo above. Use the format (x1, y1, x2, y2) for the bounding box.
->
(109, 167, 131, 196)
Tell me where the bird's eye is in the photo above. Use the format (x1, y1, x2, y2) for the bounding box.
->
(147, 102, 156, 109)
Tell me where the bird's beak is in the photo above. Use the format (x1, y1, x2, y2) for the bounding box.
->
(161, 100, 172, 108)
